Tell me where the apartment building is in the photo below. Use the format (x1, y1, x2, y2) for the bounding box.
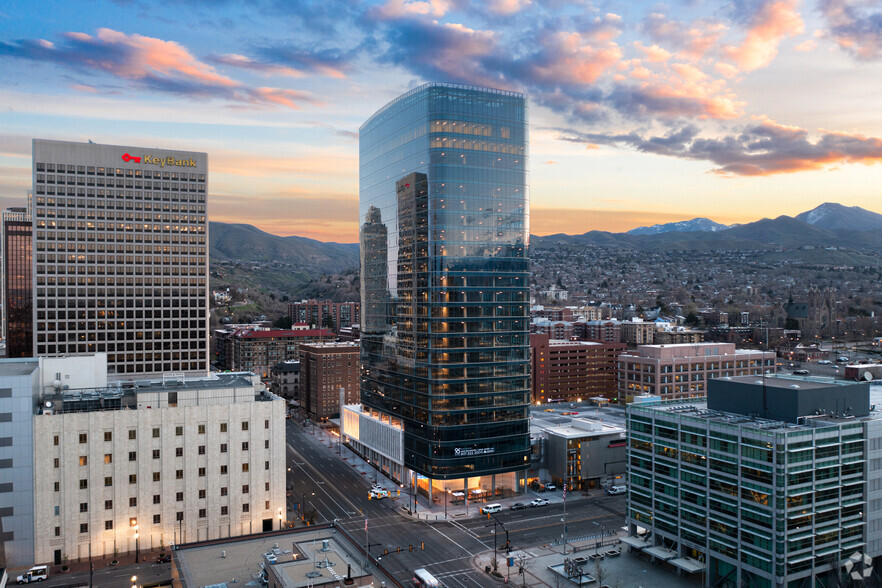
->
(288, 300, 359, 334)
(618, 342, 776, 403)
(620, 319, 655, 346)
(214, 328, 333, 377)
(300, 342, 359, 420)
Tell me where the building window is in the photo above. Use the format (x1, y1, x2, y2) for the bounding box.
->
(54, 506, 59, 516)
(220, 465, 227, 475)
(129, 451, 137, 461)
(104, 453, 112, 464)
(153, 495, 161, 504)
(79, 433, 87, 443)
(54, 482, 60, 492)
(54, 435, 59, 446)
(220, 443, 227, 453)
(176, 469, 183, 479)
(79, 456, 88, 466)
(129, 430, 136, 440)
(242, 484, 249, 494)
(265, 440, 269, 449)
(153, 514, 161, 524)
(176, 512, 183, 521)
(152, 428, 160, 438)
(220, 423, 227, 433)
(220, 487, 228, 496)
(55, 526, 61, 536)
(105, 520, 113, 530)
(176, 426, 183, 436)
(54, 458, 59, 468)
(80, 502, 88, 513)
(265, 419, 269, 429)
(129, 497, 137, 507)
(242, 421, 249, 431)
(198, 424, 205, 434)
(198, 467, 206, 477)
(176, 447, 183, 457)
(198, 489, 206, 499)
(265, 461, 269, 470)
(105, 500, 113, 510)
(153, 449, 160, 459)
(80, 523, 88, 533)
(265, 501, 270, 510)
(152, 472, 160, 482)
(79, 479, 88, 489)
(104, 476, 113, 487)
(176, 492, 183, 502)
(265, 482, 270, 491)
(198, 445, 205, 455)
(104, 431, 113, 442)
(242, 504, 250, 513)
(242, 463, 249, 472)
(129, 474, 137, 484)
(199, 508, 206, 518)
(241, 442, 249, 451)
(221, 506, 228, 515)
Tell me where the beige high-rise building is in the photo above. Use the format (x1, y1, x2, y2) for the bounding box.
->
(31, 139, 208, 377)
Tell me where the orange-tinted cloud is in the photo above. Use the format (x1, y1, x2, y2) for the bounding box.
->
(820, 0, 882, 60)
(530, 208, 723, 235)
(724, 0, 804, 71)
(0, 29, 316, 109)
(642, 13, 728, 60)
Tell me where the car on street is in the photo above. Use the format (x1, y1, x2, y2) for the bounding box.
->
(542, 481, 557, 491)
(530, 498, 549, 507)
(510, 502, 528, 510)
(156, 554, 172, 563)
(818, 360, 832, 365)
(792, 369, 810, 375)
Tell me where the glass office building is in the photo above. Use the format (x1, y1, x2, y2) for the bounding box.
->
(359, 83, 531, 482)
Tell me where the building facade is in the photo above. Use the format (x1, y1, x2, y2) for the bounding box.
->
(617, 342, 776, 403)
(578, 319, 621, 343)
(288, 300, 360, 334)
(625, 377, 877, 587)
(358, 83, 531, 493)
(31, 139, 208, 377)
(2, 207, 33, 357)
(531, 333, 626, 404)
(620, 319, 655, 346)
(215, 328, 333, 378)
(299, 342, 359, 420)
(269, 360, 300, 402)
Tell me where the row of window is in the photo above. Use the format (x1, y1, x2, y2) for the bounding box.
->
(59, 462, 267, 483)
(57, 421, 264, 444)
(35, 163, 205, 180)
(74, 441, 261, 464)
(37, 176, 204, 189)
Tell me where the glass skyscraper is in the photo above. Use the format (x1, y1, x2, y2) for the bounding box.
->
(359, 83, 531, 481)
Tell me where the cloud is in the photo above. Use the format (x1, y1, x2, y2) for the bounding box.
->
(820, 0, 882, 60)
(373, 0, 455, 19)
(642, 13, 728, 60)
(633, 42, 672, 62)
(485, 0, 531, 15)
(252, 45, 353, 78)
(723, 0, 804, 71)
(0, 28, 317, 109)
(558, 121, 882, 175)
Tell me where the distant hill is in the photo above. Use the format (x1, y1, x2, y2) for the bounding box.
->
(795, 203, 882, 232)
(627, 217, 729, 235)
(210, 222, 359, 274)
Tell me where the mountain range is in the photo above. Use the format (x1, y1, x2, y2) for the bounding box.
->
(209, 203, 882, 274)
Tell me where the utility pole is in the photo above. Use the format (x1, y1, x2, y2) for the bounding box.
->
(562, 483, 568, 554)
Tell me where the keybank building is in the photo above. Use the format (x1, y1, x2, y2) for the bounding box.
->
(347, 83, 530, 503)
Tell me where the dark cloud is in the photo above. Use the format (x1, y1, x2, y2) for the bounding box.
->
(558, 122, 882, 175)
(820, 0, 882, 60)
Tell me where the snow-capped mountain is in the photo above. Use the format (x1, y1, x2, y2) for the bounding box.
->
(626, 217, 730, 236)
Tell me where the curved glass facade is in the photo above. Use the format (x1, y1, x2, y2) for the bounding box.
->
(359, 83, 531, 479)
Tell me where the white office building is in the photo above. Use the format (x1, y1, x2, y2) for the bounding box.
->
(0, 354, 285, 567)
(31, 139, 208, 377)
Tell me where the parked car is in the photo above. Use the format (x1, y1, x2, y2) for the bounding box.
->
(606, 485, 627, 495)
(510, 502, 528, 510)
(16, 566, 48, 584)
(818, 360, 832, 365)
(530, 498, 549, 507)
(837, 356, 850, 363)
(792, 369, 810, 375)
(542, 481, 557, 491)
(157, 553, 172, 563)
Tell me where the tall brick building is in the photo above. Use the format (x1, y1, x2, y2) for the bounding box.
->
(300, 341, 359, 420)
(531, 333, 626, 404)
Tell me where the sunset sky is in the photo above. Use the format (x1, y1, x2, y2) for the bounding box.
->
(2, 0, 881, 241)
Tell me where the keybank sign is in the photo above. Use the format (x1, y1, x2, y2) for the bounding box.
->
(122, 153, 198, 168)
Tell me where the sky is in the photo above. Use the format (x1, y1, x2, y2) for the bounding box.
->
(2, 0, 882, 242)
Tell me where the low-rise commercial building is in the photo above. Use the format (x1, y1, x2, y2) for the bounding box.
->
(531, 334, 625, 403)
(625, 376, 876, 587)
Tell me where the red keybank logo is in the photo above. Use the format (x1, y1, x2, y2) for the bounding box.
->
(121, 153, 141, 163)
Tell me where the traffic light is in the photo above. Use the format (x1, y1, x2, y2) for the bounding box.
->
(505, 540, 511, 553)
(397, 489, 401, 496)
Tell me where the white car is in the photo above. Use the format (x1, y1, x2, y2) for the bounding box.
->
(530, 498, 549, 507)
(818, 360, 832, 365)
(17, 566, 49, 584)
(369, 488, 389, 499)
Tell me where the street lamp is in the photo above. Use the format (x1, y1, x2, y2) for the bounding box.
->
(131, 519, 139, 563)
(487, 513, 509, 573)
(445, 489, 450, 519)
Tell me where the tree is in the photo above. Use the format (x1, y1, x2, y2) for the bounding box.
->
(274, 315, 293, 329)
(685, 312, 700, 326)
